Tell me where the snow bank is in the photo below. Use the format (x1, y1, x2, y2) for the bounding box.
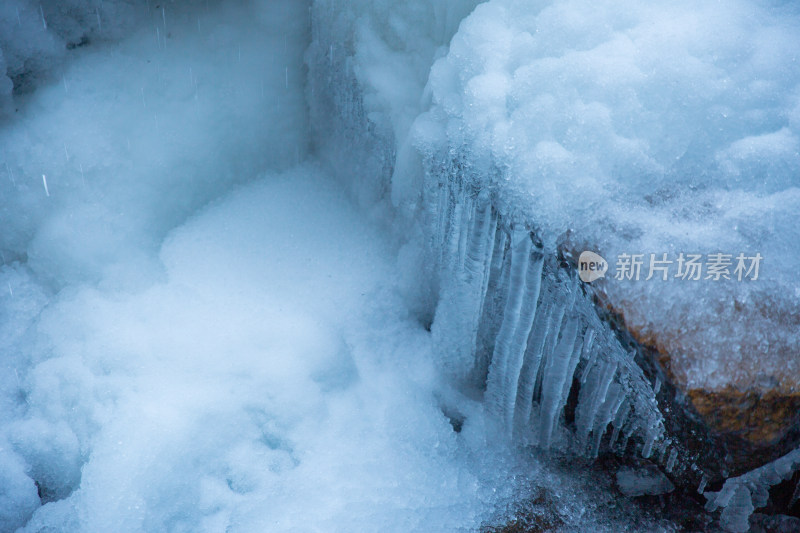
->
(1, 0, 310, 529)
(0, 0, 308, 289)
(10, 164, 497, 532)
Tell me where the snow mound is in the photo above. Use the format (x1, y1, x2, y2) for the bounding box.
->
(414, 0, 800, 393)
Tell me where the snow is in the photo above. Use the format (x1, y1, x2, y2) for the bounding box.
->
(0, 1, 670, 531)
(2, 0, 799, 530)
(10, 163, 509, 532)
(412, 0, 800, 394)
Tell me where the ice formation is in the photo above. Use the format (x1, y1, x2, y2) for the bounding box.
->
(616, 465, 675, 498)
(705, 447, 800, 533)
(415, 167, 669, 461)
(307, 0, 697, 472)
(310, 0, 800, 394)
(0, 1, 148, 115)
(414, 0, 800, 394)
(1, 0, 799, 531)
(306, 0, 800, 527)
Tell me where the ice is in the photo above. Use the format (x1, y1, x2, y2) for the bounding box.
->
(665, 448, 678, 474)
(702, 447, 800, 532)
(719, 486, 755, 533)
(3, 161, 508, 532)
(511, 293, 552, 438)
(0, 0, 309, 289)
(0, 0, 147, 114)
(575, 357, 616, 450)
(484, 229, 538, 434)
(616, 465, 675, 498)
(537, 315, 579, 447)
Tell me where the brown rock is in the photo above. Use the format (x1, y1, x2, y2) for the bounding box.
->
(687, 388, 800, 446)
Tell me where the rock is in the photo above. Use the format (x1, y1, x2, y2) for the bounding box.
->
(593, 289, 800, 474)
(687, 388, 800, 447)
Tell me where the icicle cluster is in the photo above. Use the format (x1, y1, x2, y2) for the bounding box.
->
(424, 162, 673, 461)
(704, 447, 800, 533)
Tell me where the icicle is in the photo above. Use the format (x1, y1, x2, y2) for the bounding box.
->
(589, 383, 624, 457)
(558, 327, 592, 410)
(698, 475, 708, 494)
(719, 485, 754, 533)
(456, 193, 473, 271)
(530, 285, 575, 412)
(485, 230, 539, 435)
(475, 208, 499, 319)
(578, 330, 598, 384)
(657, 439, 669, 464)
(705, 446, 800, 526)
(621, 434, 632, 455)
(484, 226, 508, 300)
(590, 359, 617, 423)
(444, 193, 463, 271)
(580, 350, 597, 384)
(512, 298, 553, 439)
(575, 358, 617, 449)
(498, 249, 544, 425)
(433, 192, 501, 383)
(435, 181, 451, 262)
(666, 448, 678, 473)
(462, 191, 493, 286)
(609, 398, 630, 449)
(537, 314, 579, 447)
(473, 225, 510, 378)
(641, 416, 658, 459)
